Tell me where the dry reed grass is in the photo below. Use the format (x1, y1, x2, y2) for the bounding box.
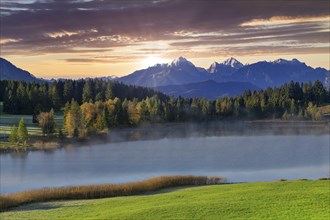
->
(0, 175, 225, 212)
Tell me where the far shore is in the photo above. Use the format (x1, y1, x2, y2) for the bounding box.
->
(1, 119, 329, 154)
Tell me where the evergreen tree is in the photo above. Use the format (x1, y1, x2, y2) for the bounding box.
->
(82, 80, 93, 103)
(16, 81, 29, 113)
(18, 118, 29, 146)
(312, 80, 327, 104)
(63, 80, 73, 103)
(96, 107, 108, 130)
(105, 83, 113, 100)
(8, 125, 18, 143)
(49, 85, 61, 111)
(290, 99, 296, 115)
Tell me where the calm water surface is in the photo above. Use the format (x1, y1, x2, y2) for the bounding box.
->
(1, 123, 329, 194)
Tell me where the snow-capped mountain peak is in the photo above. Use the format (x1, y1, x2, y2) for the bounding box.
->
(170, 56, 194, 67)
(273, 58, 303, 65)
(208, 62, 219, 73)
(222, 57, 243, 69)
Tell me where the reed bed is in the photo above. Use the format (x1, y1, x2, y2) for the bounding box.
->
(0, 175, 225, 212)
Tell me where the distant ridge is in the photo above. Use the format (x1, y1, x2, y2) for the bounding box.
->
(229, 59, 329, 88)
(155, 80, 260, 100)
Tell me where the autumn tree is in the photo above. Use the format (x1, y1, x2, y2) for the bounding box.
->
(65, 99, 83, 137)
(37, 109, 56, 136)
(81, 102, 96, 135)
(306, 102, 321, 121)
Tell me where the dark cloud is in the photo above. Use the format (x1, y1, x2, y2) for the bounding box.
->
(0, 0, 329, 56)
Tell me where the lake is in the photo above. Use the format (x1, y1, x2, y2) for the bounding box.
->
(1, 121, 329, 194)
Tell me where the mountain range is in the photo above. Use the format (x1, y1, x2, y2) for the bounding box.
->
(119, 57, 329, 89)
(119, 57, 329, 99)
(1, 57, 329, 100)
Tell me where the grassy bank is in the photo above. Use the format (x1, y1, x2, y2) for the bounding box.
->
(1, 179, 328, 220)
(0, 176, 223, 212)
(0, 142, 28, 151)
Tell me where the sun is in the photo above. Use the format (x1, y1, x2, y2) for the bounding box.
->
(142, 56, 165, 68)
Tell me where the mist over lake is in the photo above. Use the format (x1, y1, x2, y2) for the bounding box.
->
(1, 122, 329, 194)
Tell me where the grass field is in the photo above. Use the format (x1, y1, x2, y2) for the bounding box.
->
(1, 180, 329, 220)
(0, 113, 64, 150)
(0, 114, 63, 138)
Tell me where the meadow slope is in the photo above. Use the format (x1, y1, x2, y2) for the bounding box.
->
(1, 180, 329, 220)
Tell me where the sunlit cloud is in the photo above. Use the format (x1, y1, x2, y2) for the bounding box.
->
(240, 16, 330, 27)
(0, 38, 20, 44)
(47, 30, 81, 38)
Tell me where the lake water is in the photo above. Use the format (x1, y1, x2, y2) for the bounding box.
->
(1, 122, 329, 194)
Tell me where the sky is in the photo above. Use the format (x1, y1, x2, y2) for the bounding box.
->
(0, 0, 329, 79)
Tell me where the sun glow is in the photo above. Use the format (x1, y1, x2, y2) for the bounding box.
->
(142, 56, 166, 68)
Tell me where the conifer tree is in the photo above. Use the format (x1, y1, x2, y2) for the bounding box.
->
(9, 125, 18, 144)
(18, 118, 28, 146)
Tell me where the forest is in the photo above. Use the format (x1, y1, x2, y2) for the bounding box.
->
(0, 79, 167, 114)
(0, 79, 329, 137)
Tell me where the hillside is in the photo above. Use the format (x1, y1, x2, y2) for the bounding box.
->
(0, 58, 43, 82)
(1, 180, 328, 219)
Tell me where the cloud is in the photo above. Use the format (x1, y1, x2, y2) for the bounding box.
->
(240, 15, 330, 27)
(1, 0, 329, 59)
(63, 55, 143, 64)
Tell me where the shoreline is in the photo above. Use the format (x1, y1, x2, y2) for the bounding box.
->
(1, 119, 329, 154)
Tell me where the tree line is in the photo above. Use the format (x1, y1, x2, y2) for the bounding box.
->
(0, 79, 167, 115)
(60, 80, 328, 137)
(2, 79, 329, 138)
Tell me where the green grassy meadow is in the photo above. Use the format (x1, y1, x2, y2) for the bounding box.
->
(0, 113, 63, 137)
(1, 180, 329, 220)
(0, 112, 64, 150)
